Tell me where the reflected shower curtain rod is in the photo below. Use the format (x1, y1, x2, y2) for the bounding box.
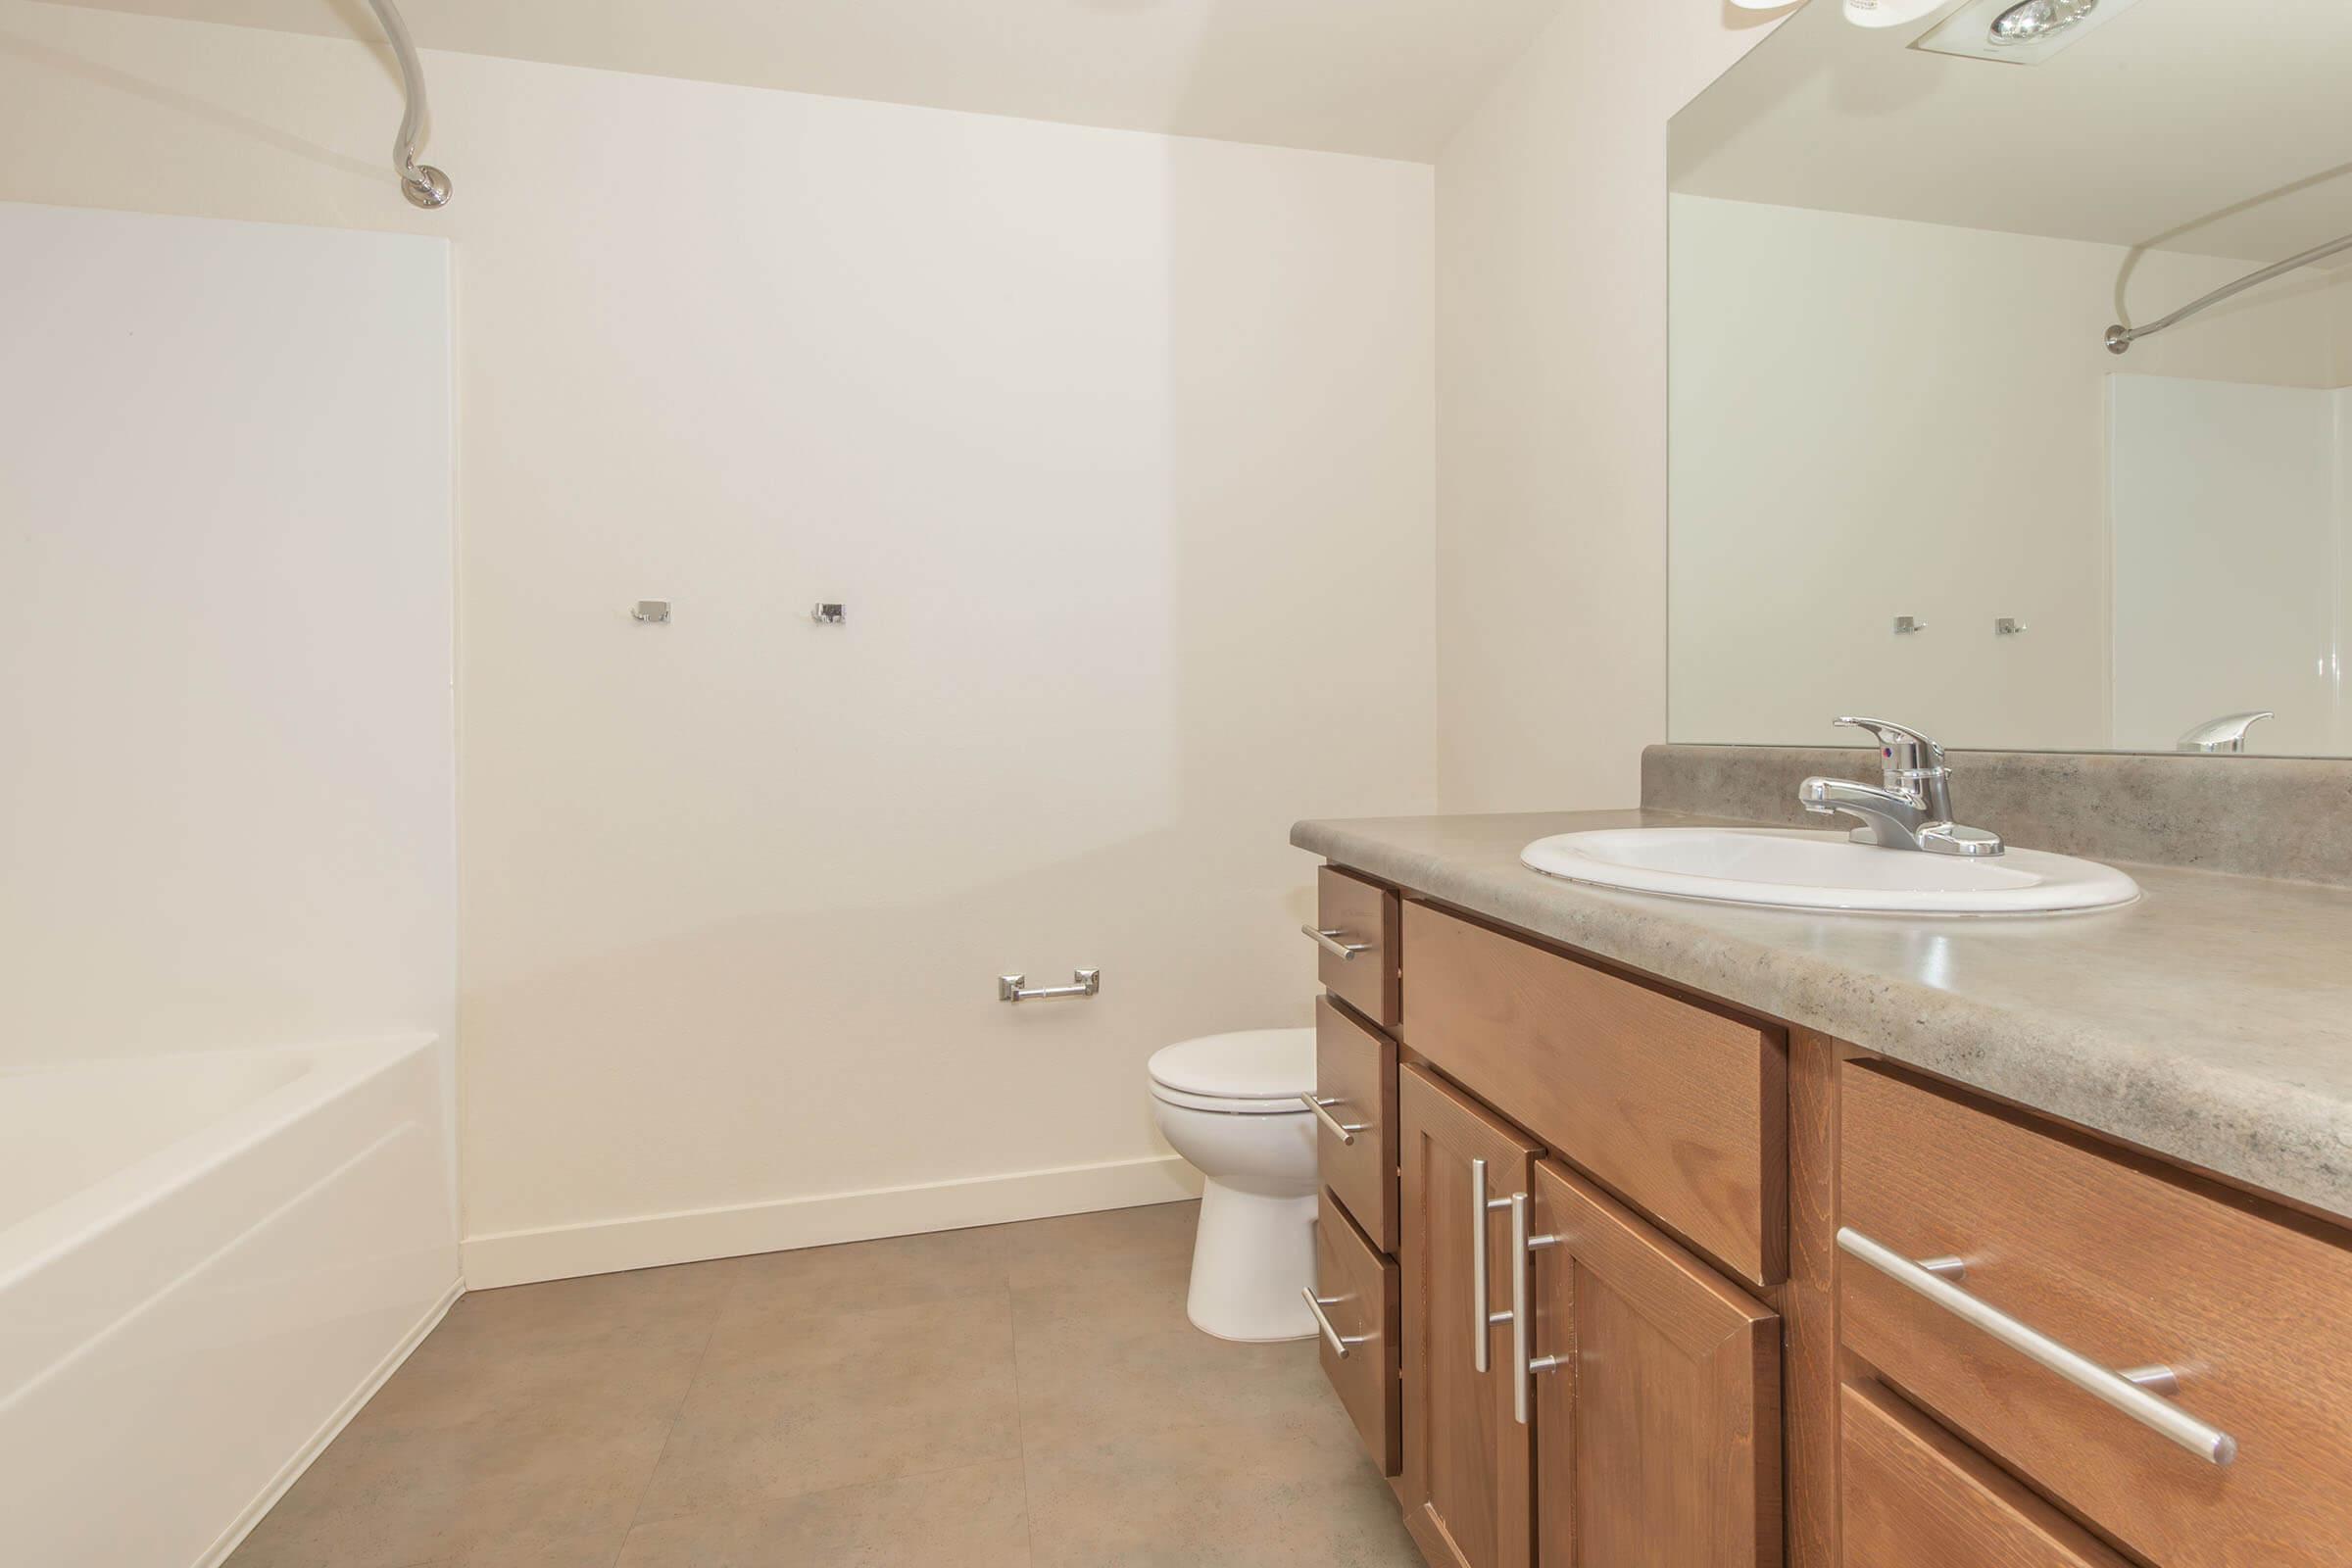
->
(359, 0, 451, 209)
(2106, 228, 2352, 353)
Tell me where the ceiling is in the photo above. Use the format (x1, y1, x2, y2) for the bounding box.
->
(40, 0, 1571, 162)
(1672, 0, 2352, 262)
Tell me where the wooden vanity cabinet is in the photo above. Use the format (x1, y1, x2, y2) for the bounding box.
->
(1311, 858, 2352, 1568)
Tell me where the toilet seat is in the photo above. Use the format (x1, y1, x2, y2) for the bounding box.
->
(1148, 1028, 1313, 1115)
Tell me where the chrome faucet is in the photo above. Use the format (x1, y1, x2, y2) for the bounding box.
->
(2177, 710, 2274, 754)
(1798, 717, 2004, 858)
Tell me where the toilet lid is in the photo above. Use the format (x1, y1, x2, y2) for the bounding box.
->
(1147, 1028, 1315, 1101)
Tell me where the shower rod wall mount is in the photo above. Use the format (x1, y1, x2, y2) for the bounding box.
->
(359, 0, 451, 210)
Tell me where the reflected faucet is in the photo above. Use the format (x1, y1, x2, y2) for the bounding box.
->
(1798, 717, 2005, 858)
(2177, 710, 2274, 754)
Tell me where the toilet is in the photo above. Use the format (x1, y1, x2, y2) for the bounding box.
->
(1148, 1028, 1319, 1342)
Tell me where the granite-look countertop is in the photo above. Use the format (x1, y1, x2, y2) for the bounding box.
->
(1293, 809, 2352, 1225)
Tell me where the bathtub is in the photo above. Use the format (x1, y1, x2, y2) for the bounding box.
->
(0, 1036, 461, 1567)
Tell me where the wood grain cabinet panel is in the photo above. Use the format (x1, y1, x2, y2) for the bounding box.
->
(1531, 1158, 1782, 1568)
(1400, 902, 1787, 1287)
(1315, 1190, 1401, 1478)
(1398, 1063, 1538, 1568)
(1839, 1380, 2129, 1568)
(1315, 996, 1398, 1251)
(1315, 866, 1399, 1027)
(1840, 1062, 2352, 1568)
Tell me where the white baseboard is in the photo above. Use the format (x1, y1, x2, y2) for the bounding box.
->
(198, 1276, 465, 1568)
(461, 1153, 1205, 1290)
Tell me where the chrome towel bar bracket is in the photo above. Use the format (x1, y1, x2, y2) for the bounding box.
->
(998, 969, 1100, 1004)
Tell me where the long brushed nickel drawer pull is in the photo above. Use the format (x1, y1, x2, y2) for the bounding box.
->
(1300, 1095, 1370, 1145)
(1837, 1227, 2237, 1465)
(1301, 1287, 1372, 1359)
(1301, 925, 1374, 960)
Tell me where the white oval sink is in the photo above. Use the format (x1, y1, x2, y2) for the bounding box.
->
(1521, 828, 2138, 914)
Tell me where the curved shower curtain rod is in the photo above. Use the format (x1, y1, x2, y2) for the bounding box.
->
(2106, 228, 2352, 354)
(359, 0, 450, 209)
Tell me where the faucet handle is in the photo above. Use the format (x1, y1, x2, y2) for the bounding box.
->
(1835, 716, 1945, 793)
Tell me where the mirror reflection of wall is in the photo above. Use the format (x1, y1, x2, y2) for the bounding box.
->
(1667, 0, 2352, 757)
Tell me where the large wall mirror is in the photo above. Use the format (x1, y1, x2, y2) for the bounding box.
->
(1668, 0, 2352, 756)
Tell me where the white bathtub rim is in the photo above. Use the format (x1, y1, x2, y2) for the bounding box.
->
(0, 1032, 439, 1293)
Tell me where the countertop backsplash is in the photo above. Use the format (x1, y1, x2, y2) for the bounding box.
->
(1642, 744, 2352, 887)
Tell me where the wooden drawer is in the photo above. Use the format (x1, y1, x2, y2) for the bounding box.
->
(1399, 902, 1787, 1287)
(1840, 1379, 2129, 1568)
(1313, 866, 1399, 1028)
(1840, 1062, 2352, 1568)
(1314, 1188, 1400, 1477)
(1314, 997, 1397, 1251)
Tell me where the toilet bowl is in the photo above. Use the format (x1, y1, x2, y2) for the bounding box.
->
(1148, 1028, 1318, 1343)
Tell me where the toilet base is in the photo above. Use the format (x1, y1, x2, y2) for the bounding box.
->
(1184, 1179, 1318, 1343)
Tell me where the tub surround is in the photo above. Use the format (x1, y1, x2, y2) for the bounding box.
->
(1642, 744, 2352, 887)
(1289, 808, 2352, 1227)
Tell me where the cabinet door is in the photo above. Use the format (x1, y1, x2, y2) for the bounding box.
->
(1399, 1063, 1539, 1568)
(1531, 1158, 1783, 1568)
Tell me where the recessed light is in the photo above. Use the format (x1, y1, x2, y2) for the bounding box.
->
(1988, 0, 2099, 46)
(1915, 0, 2149, 61)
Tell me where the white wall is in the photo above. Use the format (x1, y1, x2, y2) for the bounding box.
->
(0, 202, 454, 1073)
(0, 1, 1437, 1282)
(1431, 0, 1777, 812)
(1667, 195, 2352, 752)
(2111, 377, 2350, 755)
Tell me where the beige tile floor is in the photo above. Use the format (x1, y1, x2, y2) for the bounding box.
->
(228, 1200, 1421, 1567)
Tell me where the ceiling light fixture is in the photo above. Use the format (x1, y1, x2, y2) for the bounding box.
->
(1988, 0, 2099, 46)
(1914, 0, 2149, 61)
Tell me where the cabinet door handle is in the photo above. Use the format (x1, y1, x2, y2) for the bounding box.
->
(1301, 1287, 1372, 1360)
(1509, 1191, 1564, 1426)
(1300, 1095, 1370, 1145)
(1301, 925, 1374, 961)
(1837, 1227, 2236, 1465)
(1469, 1157, 1513, 1373)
